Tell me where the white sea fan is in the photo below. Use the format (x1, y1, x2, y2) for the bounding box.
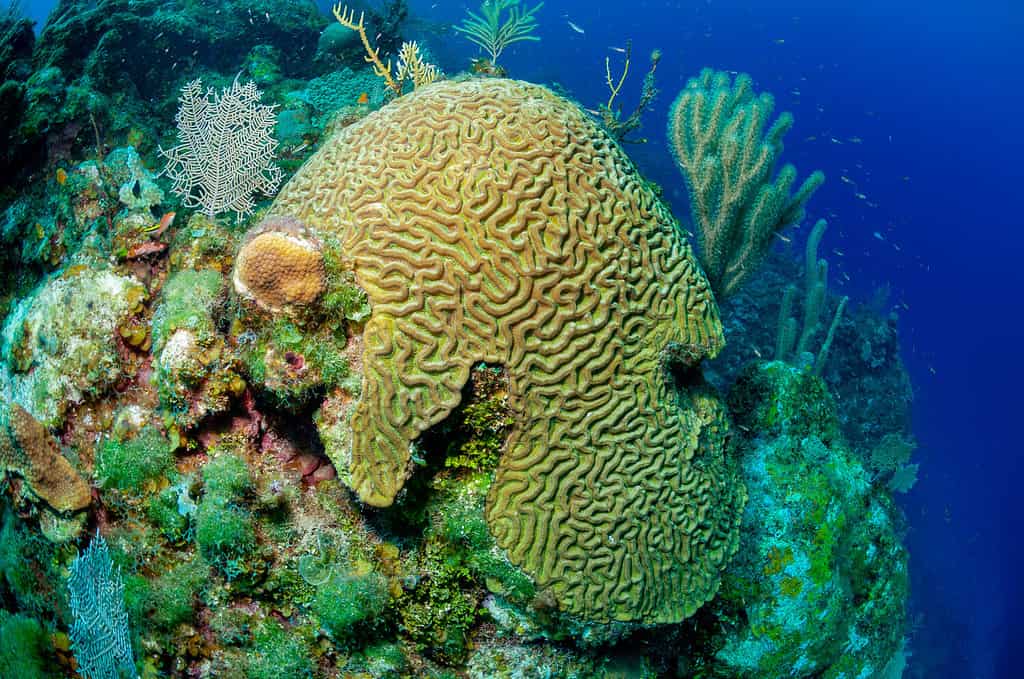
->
(68, 533, 137, 679)
(159, 77, 282, 221)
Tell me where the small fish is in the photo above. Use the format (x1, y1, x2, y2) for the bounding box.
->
(855, 192, 867, 200)
(873, 231, 884, 240)
(840, 175, 855, 185)
(567, 20, 585, 34)
(55, 168, 67, 185)
(804, 135, 817, 142)
(609, 46, 627, 53)
(830, 137, 843, 144)
(583, 108, 602, 116)
(892, 243, 901, 251)
(143, 211, 176, 236)
(929, 365, 937, 376)
(773, 38, 785, 44)
(848, 136, 863, 144)
(902, 176, 911, 182)
(866, 201, 878, 208)
(126, 241, 168, 259)
(832, 249, 845, 256)
(752, 346, 763, 358)
(775, 232, 792, 243)
(357, 92, 369, 105)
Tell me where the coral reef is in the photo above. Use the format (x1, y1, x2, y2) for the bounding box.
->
(261, 78, 743, 623)
(0, 7, 917, 675)
(0, 266, 147, 427)
(0, 403, 90, 516)
(233, 217, 327, 314)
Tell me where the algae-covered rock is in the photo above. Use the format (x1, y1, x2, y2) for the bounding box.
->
(710, 362, 908, 678)
(0, 267, 146, 426)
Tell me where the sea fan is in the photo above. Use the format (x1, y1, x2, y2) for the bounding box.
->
(67, 533, 137, 679)
(159, 77, 282, 221)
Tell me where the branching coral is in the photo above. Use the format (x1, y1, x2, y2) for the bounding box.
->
(332, 4, 441, 97)
(598, 41, 661, 143)
(774, 218, 848, 375)
(455, 0, 543, 67)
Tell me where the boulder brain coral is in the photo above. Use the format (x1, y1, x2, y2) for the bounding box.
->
(243, 78, 745, 623)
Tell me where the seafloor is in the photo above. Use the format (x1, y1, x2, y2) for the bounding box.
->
(0, 1, 916, 677)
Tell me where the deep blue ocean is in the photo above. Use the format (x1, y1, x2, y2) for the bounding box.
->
(14, 0, 1024, 676)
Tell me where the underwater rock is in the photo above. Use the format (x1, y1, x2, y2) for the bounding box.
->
(104, 146, 164, 212)
(151, 268, 245, 431)
(0, 9, 36, 181)
(466, 639, 656, 679)
(237, 78, 745, 624)
(712, 361, 907, 678)
(35, 0, 325, 100)
(0, 267, 147, 427)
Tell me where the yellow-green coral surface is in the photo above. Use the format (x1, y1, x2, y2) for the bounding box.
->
(262, 78, 745, 623)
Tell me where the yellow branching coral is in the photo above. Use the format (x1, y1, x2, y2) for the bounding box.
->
(262, 79, 745, 623)
(396, 41, 441, 90)
(332, 5, 441, 96)
(332, 3, 402, 96)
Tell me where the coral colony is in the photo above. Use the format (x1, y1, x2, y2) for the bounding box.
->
(0, 1, 913, 677)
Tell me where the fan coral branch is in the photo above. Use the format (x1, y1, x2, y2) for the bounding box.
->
(68, 533, 137, 679)
(159, 77, 282, 221)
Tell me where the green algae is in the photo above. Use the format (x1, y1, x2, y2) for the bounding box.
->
(312, 571, 389, 640)
(0, 610, 55, 679)
(94, 427, 174, 492)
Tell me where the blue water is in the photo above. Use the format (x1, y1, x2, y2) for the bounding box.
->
(19, 1, 1024, 675)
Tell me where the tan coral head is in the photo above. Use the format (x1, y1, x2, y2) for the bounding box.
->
(265, 78, 744, 624)
(233, 215, 327, 314)
(0, 403, 91, 514)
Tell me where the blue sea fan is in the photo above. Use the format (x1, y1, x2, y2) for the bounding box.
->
(67, 533, 137, 679)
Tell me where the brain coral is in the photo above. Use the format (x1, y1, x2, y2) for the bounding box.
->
(254, 78, 745, 622)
